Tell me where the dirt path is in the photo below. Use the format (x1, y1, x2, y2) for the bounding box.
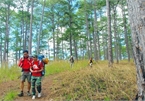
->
(0, 80, 19, 100)
(0, 75, 54, 101)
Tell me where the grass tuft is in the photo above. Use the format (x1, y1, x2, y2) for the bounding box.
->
(3, 91, 17, 101)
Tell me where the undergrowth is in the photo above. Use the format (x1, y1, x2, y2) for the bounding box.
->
(47, 60, 137, 100)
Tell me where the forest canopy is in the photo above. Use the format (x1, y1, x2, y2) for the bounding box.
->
(0, 0, 131, 64)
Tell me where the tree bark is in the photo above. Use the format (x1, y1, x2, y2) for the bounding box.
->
(118, 34, 122, 60)
(106, 0, 113, 67)
(3, 3, 10, 63)
(73, 36, 78, 60)
(20, 1, 25, 50)
(28, 0, 34, 55)
(68, 0, 73, 56)
(93, 1, 98, 61)
(25, 0, 30, 50)
(97, 31, 101, 60)
(60, 27, 64, 59)
(122, 1, 130, 62)
(127, 0, 145, 100)
(37, 0, 45, 54)
(85, 0, 90, 59)
(51, 6, 56, 60)
(56, 25, 60, 60)
(103, 31, 108, 60)
(113, 3, 119, 63)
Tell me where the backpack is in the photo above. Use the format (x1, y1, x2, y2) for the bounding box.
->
(70, 57, 74, 63)
(38, 54, 49, 64)
(38, 55, 49, 76)
(90, 59, 93, 63)
(32, 60, 45, 76)
(38, 55, 44, 61)
(42, 58, 49, 64)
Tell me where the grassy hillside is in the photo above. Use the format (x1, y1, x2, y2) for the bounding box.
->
(0, 60, 137, 100)
(46, 60, 137, 100)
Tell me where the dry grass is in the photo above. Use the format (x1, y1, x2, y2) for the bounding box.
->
(47, 60, 137, 100)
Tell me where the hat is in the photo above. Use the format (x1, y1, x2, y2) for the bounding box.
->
(32, 55, 38, 58)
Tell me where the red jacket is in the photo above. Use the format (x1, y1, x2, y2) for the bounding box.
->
(18, 57, 32, 72)
(31, 60, 43, 77)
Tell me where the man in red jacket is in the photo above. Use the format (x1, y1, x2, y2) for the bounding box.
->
(18, 50, 33, 97)
(30, 55, 43, 99)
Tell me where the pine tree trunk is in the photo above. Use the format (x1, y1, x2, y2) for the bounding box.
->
(37, 0, 45, 54)
(90, 18, 93, 58)
(103, 31, 108, 60)
(118, 35, 122, 60)
(68, 1, 73, 56)
(84, 0, 90, 59)
(86, 16, 90, 59)
(69, 31, 72, 56)
(74, 37, 78, 60)
(97, 32, 101, 60)
(28, 0, 34, 55)
(52, 28, 55, 60)
(106, 0, 113, 67)
(51, 6, 56, 60)
(127, 0, 145, 100)
(90, 38, 92, 58)
(93, 5, 98, 61)
(6, 4, 10, 62)
(25, 0, 30, 50)
(122, 1, 130, 62)
(61, 27, 64, 59)
(20, 3, 25, 50)
(25, 22, 28, 49)
(92, 1, 100, 61)
(15, 34, 18, 64)
(3, 3, 10, 63)
(113, 5, 119, 63)
(56, 25, 60, 60)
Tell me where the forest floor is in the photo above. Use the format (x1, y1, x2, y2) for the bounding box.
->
(0, 60, 137, 101)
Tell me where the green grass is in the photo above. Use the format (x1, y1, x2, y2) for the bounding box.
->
(3, 91, 17, 101)
(45, 60, 89, 75)
(0, 65, 21, 83)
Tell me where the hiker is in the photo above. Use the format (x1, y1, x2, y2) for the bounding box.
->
(17, 50, 33, 97)
(30, 55, 44, 99)
(89, 57, 93, 67)
(69, 56, 74, 67)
